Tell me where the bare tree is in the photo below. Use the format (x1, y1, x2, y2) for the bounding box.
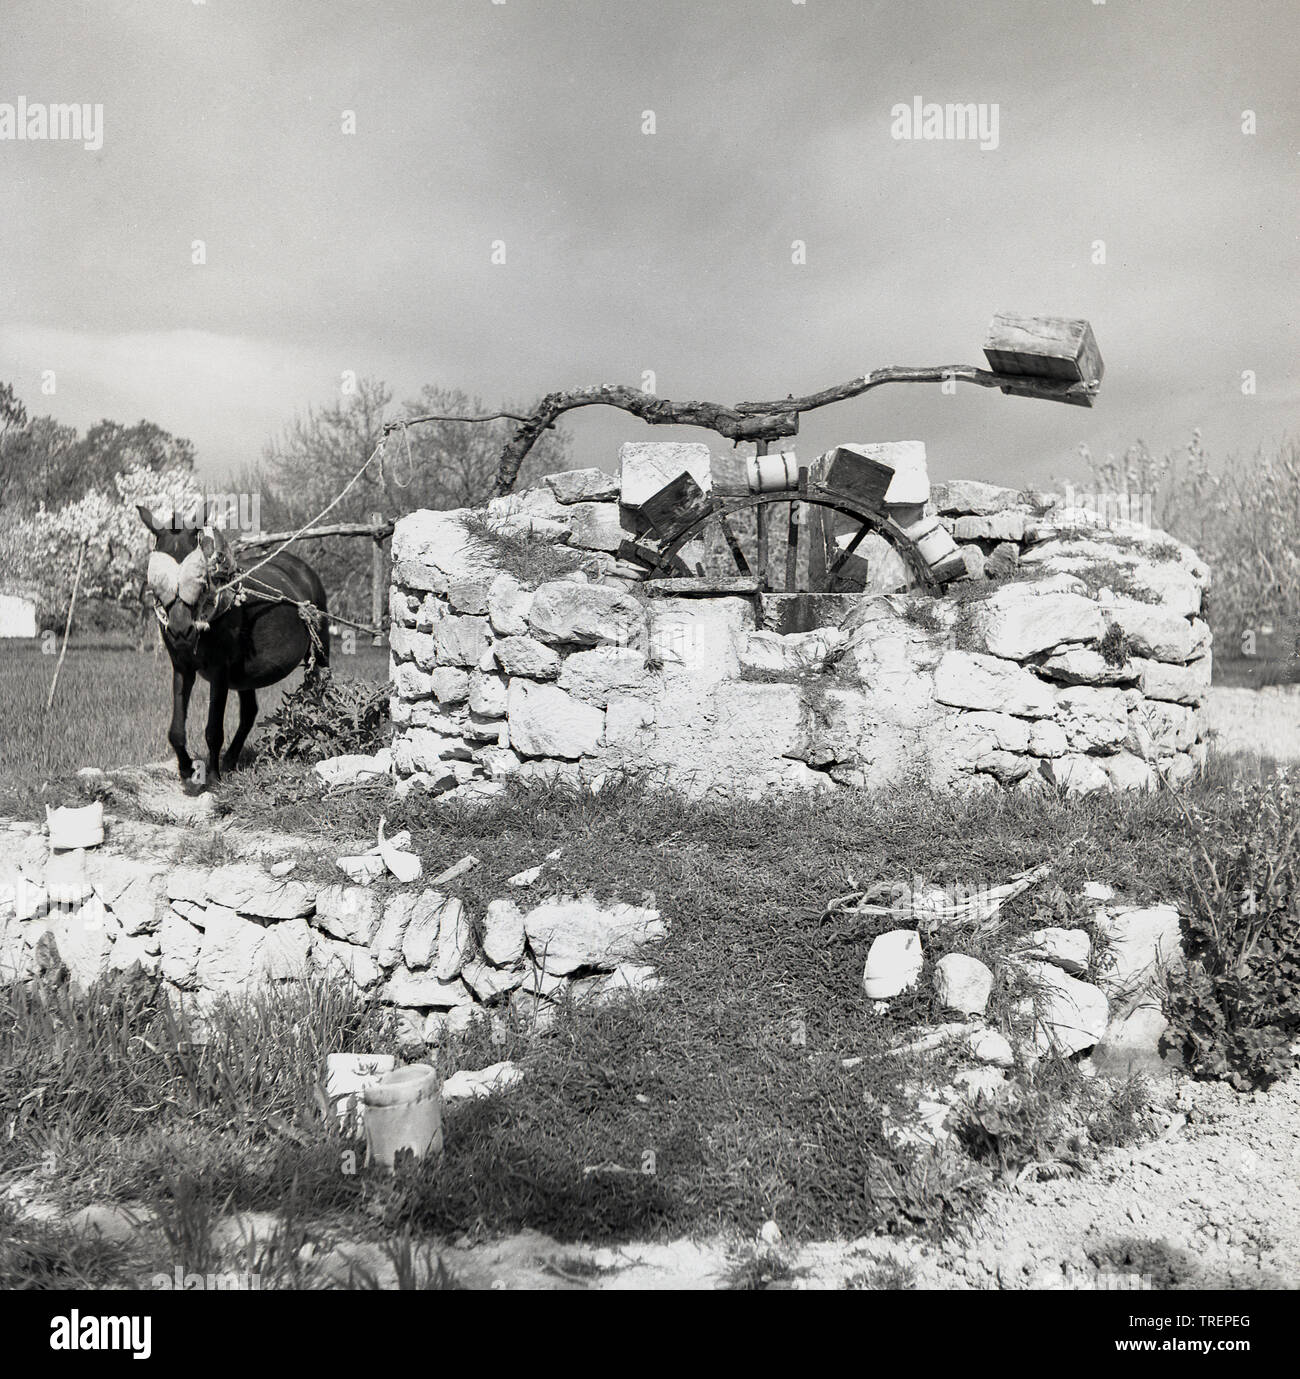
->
(245, 378, 570, 625)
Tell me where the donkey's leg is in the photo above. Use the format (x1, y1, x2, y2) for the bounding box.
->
(204, 676, 229, 786)
(169, 667, 196, 783)
(223, 689, 258, 772)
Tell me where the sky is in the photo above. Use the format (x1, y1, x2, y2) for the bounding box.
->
(1, 0, 1297, 492)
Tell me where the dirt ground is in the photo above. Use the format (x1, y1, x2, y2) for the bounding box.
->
(16, 1061, 1293, 1291)
(341, 1061, 1299, 1291)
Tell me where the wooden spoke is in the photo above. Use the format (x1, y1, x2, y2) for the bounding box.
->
(784, 467, 809, 592)
(784, 500, 799, 592)
(716, 509, 752, 576)
(825, 520, 872, 590)
(647, 486, 939, 595)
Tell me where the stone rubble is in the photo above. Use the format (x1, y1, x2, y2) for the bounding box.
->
(0, 817, 668, 1046)
(902, 883, 1187, 1075)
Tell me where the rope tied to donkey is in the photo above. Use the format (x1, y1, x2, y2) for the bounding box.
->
(235, 570, 385, 653)
(213, 434, 390, 599)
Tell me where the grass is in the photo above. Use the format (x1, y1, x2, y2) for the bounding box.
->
(457, 512, 593, 588)
(1, 766, 1250, 1291)
(1068, 560, 1163, 604)
(0, 1200, 137, 1290)
(0, 636, 389, 815)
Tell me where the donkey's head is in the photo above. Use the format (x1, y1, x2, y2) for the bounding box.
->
(138, 503, 233, 641)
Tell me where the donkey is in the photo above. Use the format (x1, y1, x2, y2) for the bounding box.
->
(137, 506, 330, 789)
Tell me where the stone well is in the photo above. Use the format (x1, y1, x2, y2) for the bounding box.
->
(389, 443, 1212, 799)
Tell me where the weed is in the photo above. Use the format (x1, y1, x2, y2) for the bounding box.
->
(844, 1258, 918, 1289)
(1069, 561, 1162, 604)
(722, 1249, 807, 1290)
(901, 598, 946, 634)
(155, 1170, 226, 1277)
(349, 1229, 462, 1290)
(457, 512, 588, 588)
(1098, 621, 1136, 667)
(261, 670, 390, 763)
(0, 1200, 136, 1290)
(862, 1144, 987, 1239)
(956, 1062, 1157, 1179)
(1161, 774, 1300, 1088)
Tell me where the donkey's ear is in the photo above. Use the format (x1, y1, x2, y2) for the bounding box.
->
(137, 504, 160, 534)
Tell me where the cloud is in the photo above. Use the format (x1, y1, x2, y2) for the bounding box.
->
(0, 325, 358, 477)
(0, 0, 1294, 489)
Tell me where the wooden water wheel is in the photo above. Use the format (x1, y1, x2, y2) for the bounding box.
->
(619, 462, 941, 597)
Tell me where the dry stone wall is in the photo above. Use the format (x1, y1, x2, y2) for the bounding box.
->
(0, 818, 664, 1044)
(390, 446, 1212, 799)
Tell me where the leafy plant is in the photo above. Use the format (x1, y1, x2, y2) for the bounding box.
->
(1098, 621, 1135, 668)
(260, 669, 391, 763)
(1163, 774, 1300, 1089)
(956, 1078, 1070, 1178)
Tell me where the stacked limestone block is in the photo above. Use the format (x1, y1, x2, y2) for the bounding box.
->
(927, 479, 1211, 792)
(0, 819, 664, 1044)
(388, 446, 1213, 798)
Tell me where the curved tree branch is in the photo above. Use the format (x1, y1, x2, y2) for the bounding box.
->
(386, 366, 1099, 496)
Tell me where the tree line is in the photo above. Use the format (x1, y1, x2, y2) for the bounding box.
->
(0, 377, 569, 634)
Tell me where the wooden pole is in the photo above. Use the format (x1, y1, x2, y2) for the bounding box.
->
(785, 467, 806, 593)
(370, 512, 385, 647)
(807, 500, 832, 593)
(235, 519, 394, 548)
(754, 440, 769, 590)
(45, 539, 87, 715)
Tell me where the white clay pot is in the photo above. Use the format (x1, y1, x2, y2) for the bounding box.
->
(362, 1064, 443, 1170)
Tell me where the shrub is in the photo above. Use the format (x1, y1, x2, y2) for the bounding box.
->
(1162, 775, 1300, 1089)
(260, 670, 391, 763)
(456, 512, 589, 588)
(1098, 621, 1135, 667)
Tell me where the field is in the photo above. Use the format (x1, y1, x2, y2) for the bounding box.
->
(0, 635, 389, 815)
(0, 772, 1233, 1287)
(2, 623, 1298, 1290)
